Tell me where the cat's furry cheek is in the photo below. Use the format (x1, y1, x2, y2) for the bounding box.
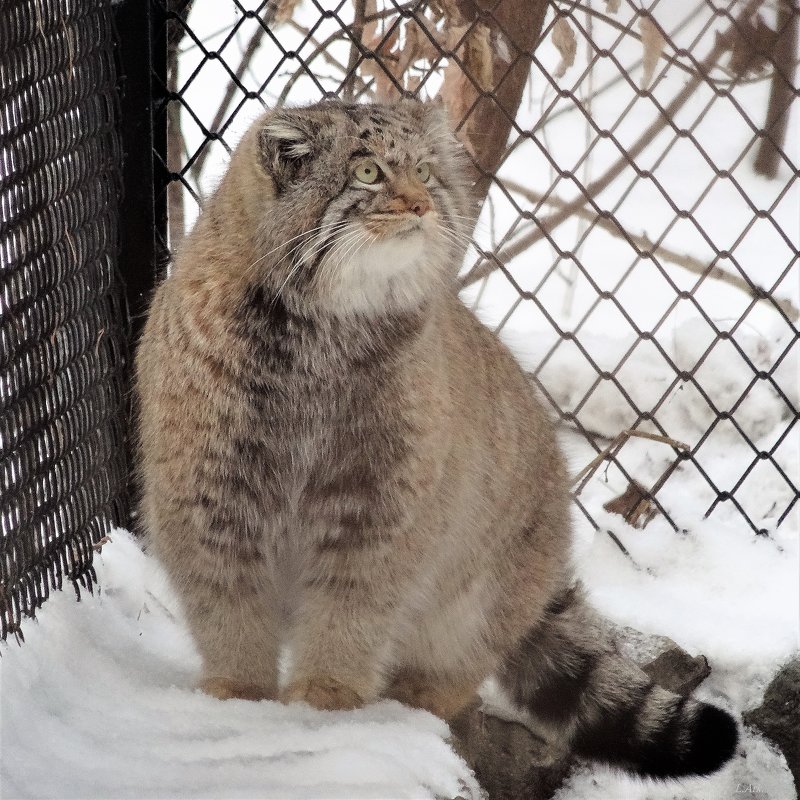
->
(319, 231, 439, 315)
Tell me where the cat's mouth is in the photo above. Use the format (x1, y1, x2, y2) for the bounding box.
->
(363, 212, 430, 240)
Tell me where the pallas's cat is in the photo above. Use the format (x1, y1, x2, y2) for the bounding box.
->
(135, 99, 736, 779)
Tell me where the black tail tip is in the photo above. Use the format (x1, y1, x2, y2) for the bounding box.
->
(684, 704, 739, 776)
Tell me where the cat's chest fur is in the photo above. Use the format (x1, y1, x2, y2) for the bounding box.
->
(229, 286, 431, 519)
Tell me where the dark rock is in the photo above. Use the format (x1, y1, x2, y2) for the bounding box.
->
(743, 658, 800, 794)
(641, 646, 711, 696)
(449, 705, 571, 800)
(606, 623, 713, 696)
(607, 623, 678, 664)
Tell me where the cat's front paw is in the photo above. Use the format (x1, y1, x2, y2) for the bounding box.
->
(199, 676, 275, 701)
(282, 677, 364, 711)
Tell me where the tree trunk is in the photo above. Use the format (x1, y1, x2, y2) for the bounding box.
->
(458, 0, 550, 204)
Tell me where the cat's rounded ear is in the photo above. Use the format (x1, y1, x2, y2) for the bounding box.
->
(258, 111, 316, 191)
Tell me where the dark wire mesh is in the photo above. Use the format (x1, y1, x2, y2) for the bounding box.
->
(0, 0, 129, 642)
(152, 0, 798, 537)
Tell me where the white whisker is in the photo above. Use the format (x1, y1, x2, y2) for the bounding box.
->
(246, 219, 352, 280)
(269, 224, 364, 306)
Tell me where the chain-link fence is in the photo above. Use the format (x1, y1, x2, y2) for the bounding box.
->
(156, 0, 798, 542)
(0, 0, 130, 641)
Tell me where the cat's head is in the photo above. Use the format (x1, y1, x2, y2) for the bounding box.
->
(247, 99, 472, 315)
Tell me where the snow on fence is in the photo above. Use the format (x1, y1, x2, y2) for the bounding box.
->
(158, 0, 798, 542)
(0, 0, 130, 642)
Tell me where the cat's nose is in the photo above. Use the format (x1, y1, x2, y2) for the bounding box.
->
(409, 198, 431, 217)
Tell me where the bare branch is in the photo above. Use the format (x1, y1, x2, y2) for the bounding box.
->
(189, 8, 276, 186)
(343, 0, 367, 101)
(754, 0, 799, 177)
(458, 0, 765, 288)
(500, 180, 800, 322)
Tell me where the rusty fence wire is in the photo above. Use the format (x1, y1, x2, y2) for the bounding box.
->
(153, 0, 798, 539)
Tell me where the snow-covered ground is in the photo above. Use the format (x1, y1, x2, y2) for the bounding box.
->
(0, 529, 481, 800)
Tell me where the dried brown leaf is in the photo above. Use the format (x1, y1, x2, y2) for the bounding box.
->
(440, 63, 476, 155)
(463, 22, 493, 91)
(274, 0, 301, 24)
(603, 481, 657, 529)
(432, 0, 465, 25)
(444, 23, 470, 53)
(361, 61, 396, 100)
(415, 28, 447, 63)
(361, 27, 402, 100)
(397, 23, 423, 87)
(363, 0, 378, 43)
(552, 16, 577, 80)
(604, 0, 622, 13)
(401, 14, 449, 70)
(438, 20, 492, 155)
(639, 15, 666, 90)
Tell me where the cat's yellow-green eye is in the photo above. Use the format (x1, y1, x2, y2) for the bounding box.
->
(416, 163, 431, 183)
(355, 160, 382, 184)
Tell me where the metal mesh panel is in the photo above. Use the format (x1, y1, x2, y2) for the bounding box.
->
(0, 0, 129, 641)
(153, 0, 798, 537)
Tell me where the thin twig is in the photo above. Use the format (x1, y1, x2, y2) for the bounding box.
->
(554, 1, 713, 82)
(510, 0, 707, 147)
(364, 1, 419, 23)
(276, 28, 352, 105)
(286, 20, 351, 75)
(343, 0, 367, 101)
(281, 19, 371, 100)
(604, 529, 635, 561)
(189, 7, 275, 186)
(572, 428, 688, 494)
(571, 427, 689, 560)
(502, 180, 800, 322)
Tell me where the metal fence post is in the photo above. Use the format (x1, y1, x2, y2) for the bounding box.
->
(113, 0, 170, 346)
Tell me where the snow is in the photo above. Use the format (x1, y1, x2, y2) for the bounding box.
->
(497, 317, 799, 531)
(0, 529, 482, 800)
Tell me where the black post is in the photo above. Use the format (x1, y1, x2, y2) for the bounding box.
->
(113, 0, 169, 347)
(112, 0, 169, 531)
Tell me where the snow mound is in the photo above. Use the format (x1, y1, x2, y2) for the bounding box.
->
(0, 529, 480, 800)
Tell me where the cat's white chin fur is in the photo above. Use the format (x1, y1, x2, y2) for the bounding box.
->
(321, 223, 442, 316)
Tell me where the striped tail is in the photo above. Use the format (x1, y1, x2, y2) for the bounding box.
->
(498, 585, 738, 778)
